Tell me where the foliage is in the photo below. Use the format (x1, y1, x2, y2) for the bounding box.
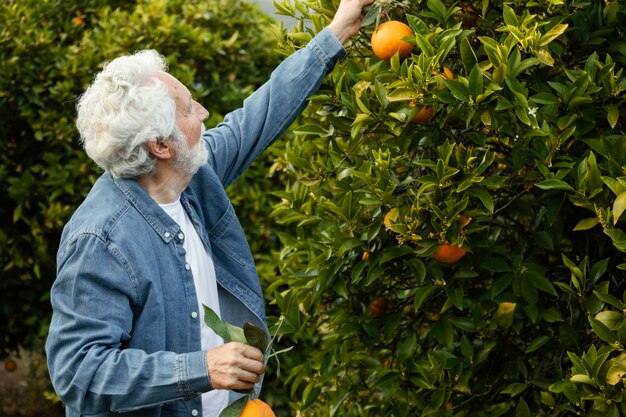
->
(0, 0, 280, 356)
(267, 0, 626, 415)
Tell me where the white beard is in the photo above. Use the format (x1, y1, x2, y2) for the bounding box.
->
(173, 126, 208, 176)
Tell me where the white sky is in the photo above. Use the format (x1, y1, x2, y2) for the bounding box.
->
(246, 0, 298, 26)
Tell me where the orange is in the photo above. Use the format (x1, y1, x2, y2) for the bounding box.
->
(371, 21, 414, 61)
(432, 243, 467, 264)
(411, 105, 434, 123)
(4, 359, 17, 373)
(368, 296, 389, 315)
(240, 399, 276, 417)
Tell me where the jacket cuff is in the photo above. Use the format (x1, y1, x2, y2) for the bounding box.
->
(177, 351, 212, 400)
(308, 27, 348, 71)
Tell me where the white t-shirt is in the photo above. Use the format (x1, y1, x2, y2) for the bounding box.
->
(160, 199, 229, 416)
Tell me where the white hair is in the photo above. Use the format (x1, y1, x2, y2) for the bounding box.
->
(76, 50, 182, 178)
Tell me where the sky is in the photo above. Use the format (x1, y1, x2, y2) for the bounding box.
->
(247, 0, 298, 26)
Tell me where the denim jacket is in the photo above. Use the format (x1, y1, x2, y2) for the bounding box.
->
(46, 28, 346, 417)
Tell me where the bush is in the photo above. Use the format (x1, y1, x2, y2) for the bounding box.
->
(268, 0, 626, 415)
(0, 0, 280, 356)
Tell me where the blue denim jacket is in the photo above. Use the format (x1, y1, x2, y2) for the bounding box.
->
(46, 28, 345, 417)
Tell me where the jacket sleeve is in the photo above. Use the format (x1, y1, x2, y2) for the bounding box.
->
(45, 233, 211, 415)
(203, 27, 346, 188)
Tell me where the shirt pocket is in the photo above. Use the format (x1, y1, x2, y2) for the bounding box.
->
(207, 202, 254, 270)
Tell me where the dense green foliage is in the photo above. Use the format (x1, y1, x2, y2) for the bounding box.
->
(266, 0, 626, 415)
(0, 0, 280, 356)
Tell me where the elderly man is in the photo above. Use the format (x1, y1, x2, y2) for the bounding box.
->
(45, 0, 373, 416)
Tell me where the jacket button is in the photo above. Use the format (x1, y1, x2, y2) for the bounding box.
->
(191, 311, 198, 319)
(191, 409, 198, 416)
(164, 232, 171, 238)
(185, 264, 191, 270)
(178, 232, 184, 240)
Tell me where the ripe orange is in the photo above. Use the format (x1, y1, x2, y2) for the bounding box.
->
(411, 105, 434, 123)
(241, 399, 275, 417)
(432, 243, 467, 264)
(371, 20, 414, 61)
(368, 296, 389, 315)
(4, 359, 17, 373)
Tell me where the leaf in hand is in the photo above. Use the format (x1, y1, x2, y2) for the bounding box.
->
(218, 394, 249, 417)
(244, 322, 269, 352)
(203, 305, 247, 343)
(203, 305, 231, 341)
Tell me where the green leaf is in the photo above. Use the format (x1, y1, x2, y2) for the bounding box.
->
(502, 5, 519, 27)
(569, 374, 594, 384)
(525, 335, 551, 353)
(244, 322, 268, 352)
(613, 191, 626, 224)
(593, 290, 625, 310)
(203, 305, 246, 343)
(219, 394, 249, 417)
(527, 270, 557, 296)
(606, 104, 619, 129)
(535, 179, 575, 192)
(589, 317, 618, 344)
(501, 382, 527, 396)
(426, 0, 448, 24)
(415, 33, 435, 57)
(468, 63, 483, 100)
(573, 217, 599, 231)
(538, 24, 568, 47)
(460, 37, 478, 72)
(203, 305, 232, 341)
(444, 79, 470, 102)
(414, 285, 436, 311)
(594, 311, 623, 331)
(467, 188, 494, 213)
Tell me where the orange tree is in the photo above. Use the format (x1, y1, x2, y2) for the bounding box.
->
(266, 0, 626, 415)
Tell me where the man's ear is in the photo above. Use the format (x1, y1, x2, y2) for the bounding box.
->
(146, 138, 174, 160)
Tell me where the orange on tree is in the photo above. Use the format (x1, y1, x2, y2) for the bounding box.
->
(240, 398, 275, 417)
(371, 20, 414, 61)
(410, 102, 434, 123)
(4, 359, 17, 373)
(432, 243, 467, 264)
(368, 296, 389, 315)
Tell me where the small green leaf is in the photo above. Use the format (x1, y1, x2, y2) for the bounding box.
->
(589, 317, 619, 344)
(218, 394, 249, 417)
(573, 217, 599, 231)
(414, 284, 436, 311)
(538, 24, 568, 47)
(535, 179, 575, 192)
(569, 374, 594, 384)
(525, 335, 551, 353)
(203, 305, 231, 341)
(468, 63, 483, 100)
(244, 322, 269, 352)
(460, 37, 478, 72)
(444, 79, 470, 102)
(501, 382, 527, 396)
(606, 104, 619, 129)
(613, 191, 626, 224)
(502, 4, 519, 27)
